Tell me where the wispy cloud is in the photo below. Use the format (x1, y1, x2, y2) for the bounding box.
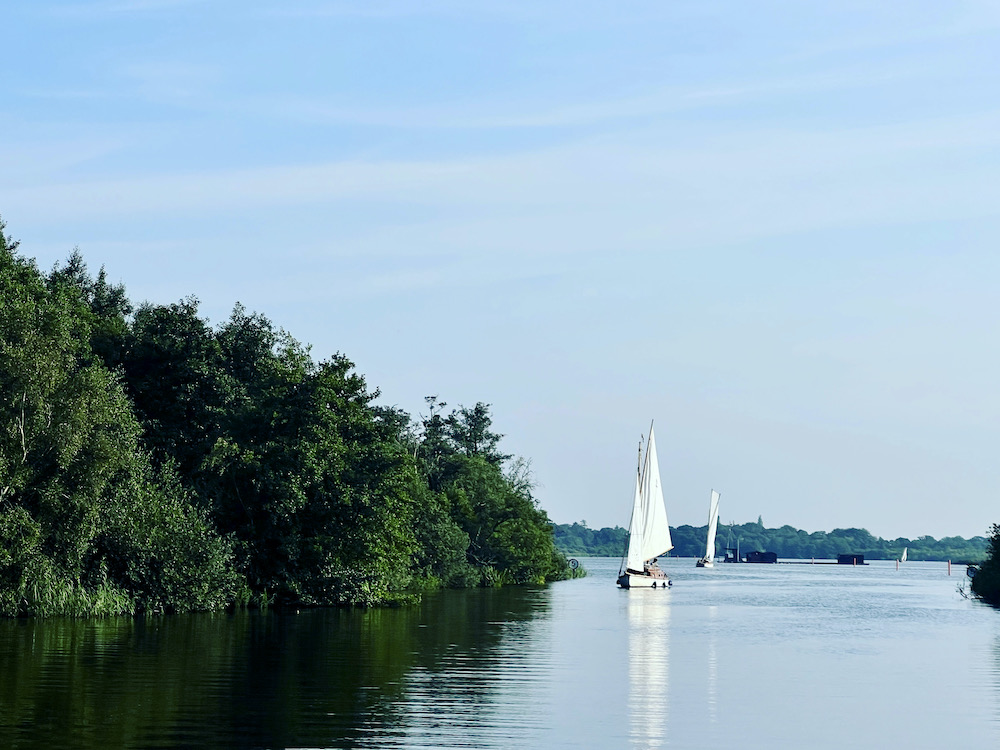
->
(118, 60, 223, 104)
(785, 0, 1000, 62)
(19, 88, 117, 101)
(0, 158, 474, 221)
(47, 0, 207, 16)
(256, 0, 647, 23)
(0, 137, 128, 183)
(260, 0, 480, 21)
(9, 108, 1000, 255)
(237, 60, 930, 132)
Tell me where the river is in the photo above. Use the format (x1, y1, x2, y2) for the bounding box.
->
(1, 557, 997, 749)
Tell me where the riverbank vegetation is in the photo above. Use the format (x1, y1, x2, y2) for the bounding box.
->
(554, 520, 988, 562)
(970, 524, 1000, 605)
(0, 219, 575, 617)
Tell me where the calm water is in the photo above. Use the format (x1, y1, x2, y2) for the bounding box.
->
(1, 558, 998, 749)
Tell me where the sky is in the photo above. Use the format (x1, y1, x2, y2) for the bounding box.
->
(4, 0, 1000, 540)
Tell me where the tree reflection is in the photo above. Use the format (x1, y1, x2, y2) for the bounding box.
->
(0, 586, 550, 749)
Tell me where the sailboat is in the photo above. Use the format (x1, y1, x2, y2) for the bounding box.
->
(617, 424, 673, 589)
(900, 547, 907, 563)
(695, 489, 721, 568)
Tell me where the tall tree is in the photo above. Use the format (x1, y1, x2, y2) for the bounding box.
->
(205, 309, 419, 606)
(445, 402, 511, 466)
(0, 229, 137, 588)
(122, 298, 225, 479)
(416, 396, 455, 492)
(47, 248, 132, 369)
(0, 224, 236, 615)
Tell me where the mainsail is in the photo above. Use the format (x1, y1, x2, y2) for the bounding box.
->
(626, 469, 644, 572)
(624, 426, 673, 571)
(704, 489, 721, 562)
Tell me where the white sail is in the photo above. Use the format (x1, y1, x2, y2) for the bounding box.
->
(639, 427, 672, 562)
(619, 423, 673, 587)
(625, 469, 645, 572)
(900, 547, 907, 562)
(703, 490, 721, 562)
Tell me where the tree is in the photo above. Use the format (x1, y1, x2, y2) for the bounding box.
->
(409, 398, 570, 585)
(203, 316, 419, 606)
(1, 218, 574, 613)
(122, 298, 226, 479)
(446, 456, 560, 584)
(0, 231, 138, 596)
(47, 249, 132, 369)
(971, 525, 1000, 606)
(445, 402, 511, 466)
(0, 224, 236, 615)
(408, 475, 476, 588)
(415, 396, 455, 492)
(90, 457, 240, 614)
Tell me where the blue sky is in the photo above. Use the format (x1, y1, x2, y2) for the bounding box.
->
(4, 0, 1000, 539)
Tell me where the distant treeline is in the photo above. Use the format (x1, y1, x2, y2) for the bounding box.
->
(554, 520, 989, 562)
(0, 218, 575, 617)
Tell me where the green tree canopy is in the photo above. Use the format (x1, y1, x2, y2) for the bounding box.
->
(0, 218, 574, 615)
(0, 220, 237, 616)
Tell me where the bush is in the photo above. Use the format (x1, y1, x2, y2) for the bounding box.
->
(971, 524, 1000, 606)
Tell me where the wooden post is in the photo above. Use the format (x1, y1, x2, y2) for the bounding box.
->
(948, 560, 952, 576)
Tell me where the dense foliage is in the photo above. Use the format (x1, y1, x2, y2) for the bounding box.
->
(970, 524, 1000, 605)
(0, 219, 573, 616)
(553, 523, 629, 556)
(554, 520, 988, 562)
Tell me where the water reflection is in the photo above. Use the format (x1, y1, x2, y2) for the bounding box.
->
(627, 591, 670, 749)
(365, 587, 552, 748)
(0, 586, 550, 750)
(706, 604, 718, 726)
(0, 615, 254, 750)
(992, 633, 1000, 729)
(4, 561, 999, 749)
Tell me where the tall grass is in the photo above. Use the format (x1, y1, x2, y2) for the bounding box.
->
(0, 579, 134, 618)
(0, 558, 136, 618)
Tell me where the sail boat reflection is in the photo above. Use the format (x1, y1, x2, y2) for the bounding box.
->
(706, 605, 718, 726)
(627, 591, 670, 748)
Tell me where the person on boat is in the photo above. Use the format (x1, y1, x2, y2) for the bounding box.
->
(643, 558, 667, 578)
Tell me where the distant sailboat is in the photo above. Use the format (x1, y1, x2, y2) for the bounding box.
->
(695, 490, 721, 568)
(617, 424, 672, 589)
(900, 547, 907, 563)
